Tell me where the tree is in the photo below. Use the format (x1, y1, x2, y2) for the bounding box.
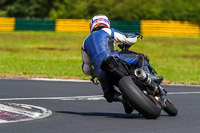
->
(0, 0, 199, 24)
(0, 0, 54, 18)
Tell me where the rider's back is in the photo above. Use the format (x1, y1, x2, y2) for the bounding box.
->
(84, 28, 113, 72)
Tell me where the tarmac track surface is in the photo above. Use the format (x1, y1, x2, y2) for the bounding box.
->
(0, 79, 200, 133)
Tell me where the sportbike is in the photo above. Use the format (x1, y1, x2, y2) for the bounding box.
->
(99, 34, 178, 119)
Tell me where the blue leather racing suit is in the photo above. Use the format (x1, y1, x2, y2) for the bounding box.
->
(81, 28, 138, 102)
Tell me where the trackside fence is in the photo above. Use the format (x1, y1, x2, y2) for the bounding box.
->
(0, 17, 15, 31)
(141, 20, 199, 36)
(15, 19, 55, 31)
(0, 17, 199, 36)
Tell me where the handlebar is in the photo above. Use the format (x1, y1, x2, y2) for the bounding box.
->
(118, 43, 131, 50)
(118, 33, 143, 50)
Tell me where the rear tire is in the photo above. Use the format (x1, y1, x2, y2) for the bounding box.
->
(118, 76, 162, 119)
(163, 100, 178, 116)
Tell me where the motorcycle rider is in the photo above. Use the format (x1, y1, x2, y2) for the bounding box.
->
(81, 14, 151, 114)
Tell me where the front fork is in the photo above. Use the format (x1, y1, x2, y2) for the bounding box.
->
(155, 85, 168, 109)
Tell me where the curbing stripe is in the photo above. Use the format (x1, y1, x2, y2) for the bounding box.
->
(0, 102, 52, 123)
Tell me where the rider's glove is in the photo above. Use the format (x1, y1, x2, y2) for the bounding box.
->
(135, 32, 143, 39)
(90, 76, 99, 85)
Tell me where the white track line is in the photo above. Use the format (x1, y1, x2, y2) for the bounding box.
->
(0, 95, 104, 101)
(168, 92, 200, 94)
(0, 78, 91, 83)
(1, 78, 200, 87)
(0, 92, 200, 101)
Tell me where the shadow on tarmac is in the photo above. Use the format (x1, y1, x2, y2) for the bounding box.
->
(55, 111, 144, 119)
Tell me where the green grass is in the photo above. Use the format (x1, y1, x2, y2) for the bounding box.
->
(0, 31, 199, 84)
(129, 36, 200, 84)
(0, 31, 88, 79)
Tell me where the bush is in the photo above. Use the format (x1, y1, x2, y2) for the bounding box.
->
(0, 0, 199, 24)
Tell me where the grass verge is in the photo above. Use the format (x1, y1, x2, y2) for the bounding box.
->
(0, 31, 199, 84)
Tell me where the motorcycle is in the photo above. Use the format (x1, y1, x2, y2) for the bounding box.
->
(99, 34, 178, 119)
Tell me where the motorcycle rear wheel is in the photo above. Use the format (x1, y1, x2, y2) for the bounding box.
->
(118, 76, 162, 119)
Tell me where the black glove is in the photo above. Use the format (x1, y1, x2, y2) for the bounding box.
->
(135, 32, 143, 39)
(90, 76, 99, 85)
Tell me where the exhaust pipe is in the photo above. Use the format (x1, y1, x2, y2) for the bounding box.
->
(135, 68, 158, 90)
(134, 68, 151, 84)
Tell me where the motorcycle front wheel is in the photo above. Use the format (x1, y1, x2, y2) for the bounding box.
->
(163, 99, 178, 116)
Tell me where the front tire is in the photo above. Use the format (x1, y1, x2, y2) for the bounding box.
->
(118, 76, 162, 119)
(163, 99, 178, 116)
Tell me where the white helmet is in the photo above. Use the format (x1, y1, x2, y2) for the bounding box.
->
(90, 14, 110, 33)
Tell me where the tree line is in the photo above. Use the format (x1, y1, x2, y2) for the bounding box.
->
(0, 0, 199, 24)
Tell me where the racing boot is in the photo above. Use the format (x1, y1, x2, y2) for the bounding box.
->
(121, 99, 134, 114)
(150, 75, 164, 84)
(113, 92, 134, 114)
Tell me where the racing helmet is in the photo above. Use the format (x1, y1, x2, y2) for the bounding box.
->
(90, 14, 110, 33)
